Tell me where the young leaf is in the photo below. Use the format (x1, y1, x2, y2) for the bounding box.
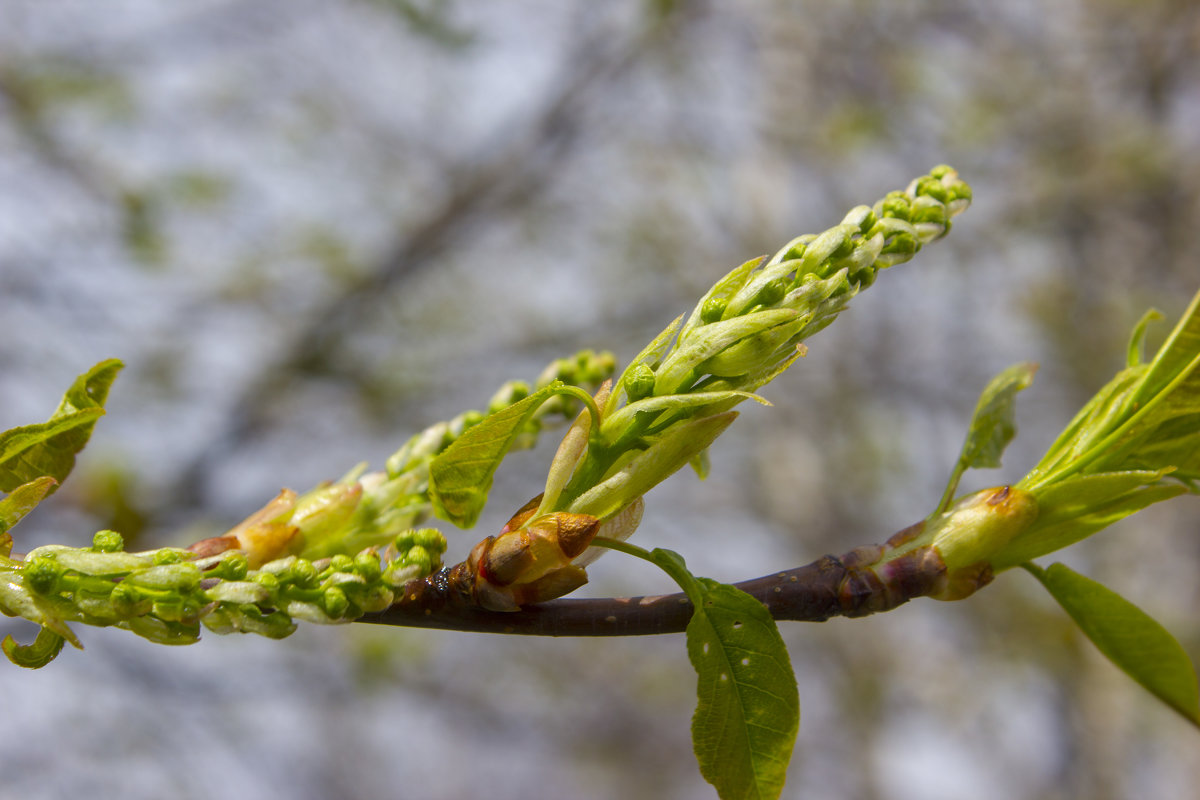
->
(647, 549, 799, 800)
(1023, 289, 1200, 488)
(686, 581, 800, 800)
(429, 381, 591, 528)
(567, 412, 737, 520)
(1025, 562, 1200, 728)
(938, 362, 1037, 512)
(1, 626, 66, 669)
(0, 476, 58, 535)
(0, 359, 123, 493)
(993, 471, 1185, 569)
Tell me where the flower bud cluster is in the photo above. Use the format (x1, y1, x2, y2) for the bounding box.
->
(614, 166, 971, 405)
(0, 527, 449, 658)
(542, 168, 972, 526)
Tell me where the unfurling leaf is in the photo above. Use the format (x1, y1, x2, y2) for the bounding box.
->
(0, 359, 123, 493)
(0, 476, 59, 536)
(1026, 562, 1200, 728)
(938, 362, 1037, 512)
(2, 626, 66, 669)
(429, 381, 590, 528)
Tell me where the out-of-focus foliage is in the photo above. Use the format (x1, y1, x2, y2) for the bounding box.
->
(1, 1, 1199, 799)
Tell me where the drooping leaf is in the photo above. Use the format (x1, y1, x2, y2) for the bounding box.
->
(938, 363, 1038, 512)
(2, 626, 66, 669)
(687, 582, 800, 800)
(648, 548, 798, 800)
(429, 381, 587, 528)
(1026, 562, 1200, 728)
(0, 476, 58, 536)
(0, 359, 123, 493)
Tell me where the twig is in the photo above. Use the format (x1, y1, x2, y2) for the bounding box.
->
(359, 541, 948, 636)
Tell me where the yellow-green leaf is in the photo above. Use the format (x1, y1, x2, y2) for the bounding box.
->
(687, 580, 799, 800)
(0, 359, 123, 493)
(1026, 562, 1200, 727)
(429, 382, 585, 528)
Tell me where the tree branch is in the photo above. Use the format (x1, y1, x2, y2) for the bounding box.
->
(358, 540, 949, 636)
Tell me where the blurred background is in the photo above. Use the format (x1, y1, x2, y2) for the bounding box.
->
(1, 1, 1198, 798)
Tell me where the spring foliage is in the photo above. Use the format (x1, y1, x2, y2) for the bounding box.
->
(2, 167, 1198, 799)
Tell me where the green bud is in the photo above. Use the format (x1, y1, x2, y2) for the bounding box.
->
(152, 549, 185, 565)
(459, 409, 485, 431)
(287, 558, 321, 588)
(91, 530, 125, 553)
(624, 363, 657, 401)
(412, 528, 446, 554)
(700, 297, 727, 324)
(253, 572, 280, 592)
(915, 176, 950, 204)
(404, 546, 434, 576)
(323, 586, 350, 618)
(393, 529, 417, 552)
(929, 164, 955, 180)
(111, 582, 152, 617)
(24, 557, 63, 595)
(329, 554, 355, 574)
(753, 277, 789, 308)
(878, 191, 911, 221)
(702, 314, 804, 378)
(354, 550, 382, 582)
(910, 196, 947, 226)
(879, 231, 919, 257)
(773, 235, 811, 264)
(213, 551, 249, 581)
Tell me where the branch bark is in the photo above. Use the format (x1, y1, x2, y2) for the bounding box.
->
(358, 540, 949, 636)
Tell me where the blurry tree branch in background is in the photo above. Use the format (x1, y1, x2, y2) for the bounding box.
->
(161, 6, 695, 520)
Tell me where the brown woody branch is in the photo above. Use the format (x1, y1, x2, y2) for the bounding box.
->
(358, 542, 949, 637)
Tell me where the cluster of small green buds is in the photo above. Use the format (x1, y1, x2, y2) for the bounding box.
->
(0, 525, 450, 664)
(543, 167, 972, 524)
(617, 165, 970, 404)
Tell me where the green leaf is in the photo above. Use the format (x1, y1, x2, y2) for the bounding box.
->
(1023, 290, 1200, 487)
(994, 471, 1184, 570)
(687, 579, 799, 799)
(600, 390, 767, 440)
(644, 549, 798, 800)
(429, 381, 583, 528)
(1026, 562, 1200, 727)
(0, 476, 58, 535)
(2, 626, 66, 669)
(568, 412, 737, 519)
(0, 359, 123, 493)
(938, 363, 1037, 512)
